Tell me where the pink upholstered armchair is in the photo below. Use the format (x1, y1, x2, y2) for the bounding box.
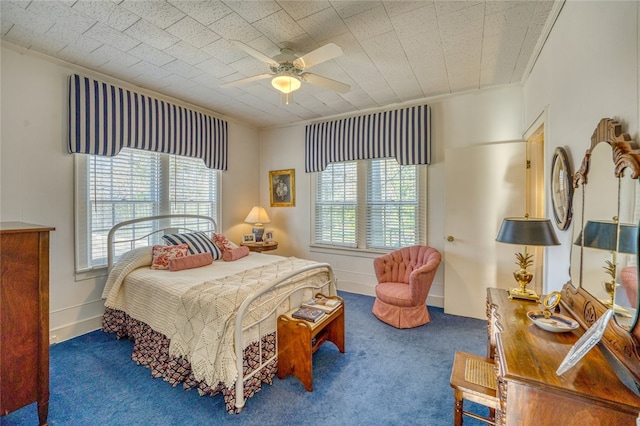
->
(620, 266, 638, 309)
(372, 245, 441, 328)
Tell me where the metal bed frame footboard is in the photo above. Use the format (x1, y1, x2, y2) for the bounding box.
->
(106, 214, 337, 412)
(233, 262, 336, 411)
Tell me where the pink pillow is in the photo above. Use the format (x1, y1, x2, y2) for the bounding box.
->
(212, 233, 234, 253)
(169, 252, 213, 271)
(222, 246, 250, 261)
(151, 244, 189, 270)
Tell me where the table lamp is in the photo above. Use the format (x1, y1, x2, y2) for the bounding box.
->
(496, 216, 560, 301)
(574, 220, 638, 306)
(245, 206, 271, 242)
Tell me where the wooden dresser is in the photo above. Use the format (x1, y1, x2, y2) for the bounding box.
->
(0, 222, 54, 425)
(487, 287, 640, 425)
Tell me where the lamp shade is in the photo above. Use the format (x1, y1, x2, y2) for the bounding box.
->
(272, 74, 301, 94)
(244, 206, 271, 225)
(495, 217, 560, 246)
(574, 220, 638, 254)
(619, 223, 638, 254)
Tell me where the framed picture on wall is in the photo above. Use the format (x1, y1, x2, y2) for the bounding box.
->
(269, 169, 295, 207)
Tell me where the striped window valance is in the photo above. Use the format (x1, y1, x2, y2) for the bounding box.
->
(68, 74, 228, 170)
(305, 104, 430, 172)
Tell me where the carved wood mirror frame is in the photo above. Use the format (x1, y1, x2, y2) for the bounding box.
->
(561, 117, 640, 385)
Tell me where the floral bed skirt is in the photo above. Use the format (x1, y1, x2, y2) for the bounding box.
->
(102, 307, 277, 414)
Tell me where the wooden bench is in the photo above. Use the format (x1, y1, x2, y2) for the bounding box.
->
(277, 297, 345, 391)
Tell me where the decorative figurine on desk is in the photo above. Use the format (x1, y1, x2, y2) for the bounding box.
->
(513, 250, 534, 297)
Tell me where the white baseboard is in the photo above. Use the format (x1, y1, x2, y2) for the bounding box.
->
(426, 294, 444, 308)
(49, 314, 103, 345)
(337, 280, 376, 297)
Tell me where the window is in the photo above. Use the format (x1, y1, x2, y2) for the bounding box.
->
(314, 162, 358, 247)
(312, 158, 426, 251)
(74, 148, 219, 272)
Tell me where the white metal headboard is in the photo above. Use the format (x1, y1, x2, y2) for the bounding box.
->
(106, 214, 217, 272)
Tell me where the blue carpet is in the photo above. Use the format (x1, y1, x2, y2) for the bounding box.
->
(2, 292, 489, 425)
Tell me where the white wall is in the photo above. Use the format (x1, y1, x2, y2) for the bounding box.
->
(258, 85, 524, 305)
(0, 44, 260, 342)
(523, 1, 639, 293)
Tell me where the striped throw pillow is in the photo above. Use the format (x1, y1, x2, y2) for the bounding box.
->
(162, 231, 222, 260)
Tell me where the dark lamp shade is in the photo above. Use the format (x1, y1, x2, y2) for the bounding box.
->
(574, 220, 638, 254)
(495, 217, 560, 246)
(619, 223, 638, 254)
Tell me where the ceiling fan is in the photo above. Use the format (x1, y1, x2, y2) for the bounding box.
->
(221, 40, 350, 105)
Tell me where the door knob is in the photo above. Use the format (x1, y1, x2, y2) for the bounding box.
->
(446, 235, 454, 242)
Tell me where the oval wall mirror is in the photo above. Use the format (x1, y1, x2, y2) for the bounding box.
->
(551, 147, 573, 230)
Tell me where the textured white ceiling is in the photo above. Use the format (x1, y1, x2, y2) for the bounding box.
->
(1, 0, 561, 128)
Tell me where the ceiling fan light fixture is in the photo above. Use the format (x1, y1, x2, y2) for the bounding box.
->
(271, 73, 301, 94)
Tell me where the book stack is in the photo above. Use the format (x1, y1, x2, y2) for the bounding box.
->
(302, 295, 341, 313)
(291, 306, 325, 322)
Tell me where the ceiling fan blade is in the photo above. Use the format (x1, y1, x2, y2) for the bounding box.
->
(229, 40, 279, 67)
(220, 73, 273, 88)
(293, 43, 343, 69)
(303, 73, 350, 94)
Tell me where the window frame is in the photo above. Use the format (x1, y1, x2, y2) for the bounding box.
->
(74, 148, 220, 278)
(310, 158, 427, 255)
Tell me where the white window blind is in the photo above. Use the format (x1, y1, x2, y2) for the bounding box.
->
(314, 162, 358, 247)
(75, 147, 219, 272)
(312, 158, 425, 251)
(367, 160, 420, 249)
(170, 155, 218, 217)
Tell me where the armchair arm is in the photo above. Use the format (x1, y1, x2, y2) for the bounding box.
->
(373, 253, 394, 283)
(408, 254, 441, 304)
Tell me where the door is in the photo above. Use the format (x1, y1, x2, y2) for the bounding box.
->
(525, 125, 545, 295)
(444, 142, 526, 319)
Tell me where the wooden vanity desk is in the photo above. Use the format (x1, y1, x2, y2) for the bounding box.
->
(487, 288, 640, 425)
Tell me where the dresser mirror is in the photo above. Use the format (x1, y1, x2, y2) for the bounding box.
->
(574, 141, 629, 322)
(564, 117, 640, 385)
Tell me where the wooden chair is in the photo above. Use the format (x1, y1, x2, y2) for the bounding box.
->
(449, 351, 499, 425)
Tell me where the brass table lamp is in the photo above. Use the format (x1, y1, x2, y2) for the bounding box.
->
(496, 217, 560, 301)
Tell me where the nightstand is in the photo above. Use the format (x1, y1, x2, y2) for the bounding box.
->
(241, 241, 278, 252)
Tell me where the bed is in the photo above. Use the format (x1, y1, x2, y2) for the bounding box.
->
(100, 214, 336, 413)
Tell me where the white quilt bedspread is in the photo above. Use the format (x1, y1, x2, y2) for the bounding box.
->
(102, 248, 332, 387)
(169, 257, 330, 387)
(102, 248, 293, 335)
